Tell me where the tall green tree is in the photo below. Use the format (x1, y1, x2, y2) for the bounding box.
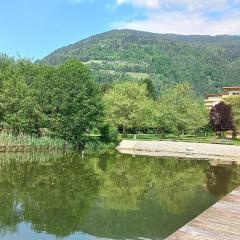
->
(0, 56, 103, 147)
(103, 82, 154, 134)
(157, 83, 208, 137)
(0, 55, 42, 135)
(142, 78, 158, 100)
(226, 96, 240, 131)
(45, 60, 103, 148)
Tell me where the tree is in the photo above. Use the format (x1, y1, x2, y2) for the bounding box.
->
(44, 60, 103, 148)
(210, 101, 235, 138)
(0, 55, 42, 135)
(103, 82, 154, 135)
(226, 96, 240, 132)
(0, 56, 103, 148)
(187, 100, 209, 137)
(142, 78, 158, 100)
(156, 83, 208, 137)
(100, 123, 118, 143)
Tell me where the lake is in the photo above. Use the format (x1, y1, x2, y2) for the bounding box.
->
(0, 151, 239, 240)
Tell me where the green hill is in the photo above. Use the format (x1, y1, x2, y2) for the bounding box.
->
(38, 29, 240, 96)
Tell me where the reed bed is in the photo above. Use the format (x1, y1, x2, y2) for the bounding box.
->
(0, 132, 71, 149)
(0, 151, 68, 164)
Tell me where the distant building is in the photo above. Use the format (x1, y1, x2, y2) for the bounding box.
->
(204, 94, 223, 110)
(205, 86, 240, 138)
(204, 86, 240, 110)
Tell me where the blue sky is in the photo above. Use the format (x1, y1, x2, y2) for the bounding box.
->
(1, 0, 240, 59)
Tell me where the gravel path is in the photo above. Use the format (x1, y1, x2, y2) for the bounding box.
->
(117, 140, 240, 163)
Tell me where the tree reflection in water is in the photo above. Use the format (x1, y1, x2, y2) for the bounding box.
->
(0, 152, 239, 240)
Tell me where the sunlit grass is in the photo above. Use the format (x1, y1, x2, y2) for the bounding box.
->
(123, 133, 240, 146)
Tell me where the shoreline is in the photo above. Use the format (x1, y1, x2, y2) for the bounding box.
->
(117, 140, 240, 163)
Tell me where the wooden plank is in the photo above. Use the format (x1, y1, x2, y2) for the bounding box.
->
(167, 187, 240, 240)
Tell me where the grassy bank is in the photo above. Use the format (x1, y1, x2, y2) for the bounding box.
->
(123, 134, 240, 146)
(0, 133, 118, 154)
(0, 133, 70, 149)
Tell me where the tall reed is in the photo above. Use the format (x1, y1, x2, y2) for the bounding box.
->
(0, 132, 71, 148)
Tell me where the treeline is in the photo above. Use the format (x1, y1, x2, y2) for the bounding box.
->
(0, 55, 102, 148)
(1, 54, 239, 149)
(103, 80, 208, 137)
(104, 80, 240, 138)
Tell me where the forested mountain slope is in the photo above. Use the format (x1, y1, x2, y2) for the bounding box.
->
(38, 29, 240, 96)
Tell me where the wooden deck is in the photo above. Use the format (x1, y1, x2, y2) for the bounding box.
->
(167, 187, 240, 240)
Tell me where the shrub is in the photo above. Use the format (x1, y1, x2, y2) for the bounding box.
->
(100, 124, 118, 143)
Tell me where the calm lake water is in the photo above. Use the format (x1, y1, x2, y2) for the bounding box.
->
(0, 151, 239, 240)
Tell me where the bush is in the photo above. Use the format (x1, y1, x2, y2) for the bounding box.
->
(84, 137, 116, 154)
(100, 124, 118, 143)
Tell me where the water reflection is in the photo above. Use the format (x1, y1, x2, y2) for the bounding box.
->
(206, 163, 240, 197)
(0, 152, 239, 240)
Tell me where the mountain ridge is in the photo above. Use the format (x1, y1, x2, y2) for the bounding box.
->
(38, 29, 240, 96)
(39, 29, 240, 64)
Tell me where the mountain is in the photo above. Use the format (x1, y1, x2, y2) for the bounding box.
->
(38, 29, 240, 96)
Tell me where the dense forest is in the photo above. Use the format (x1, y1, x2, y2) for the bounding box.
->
(38, 29, 240, 96)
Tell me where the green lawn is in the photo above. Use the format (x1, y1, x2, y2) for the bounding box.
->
(123, 133, 240, 146)
(83, 60, 103, 65)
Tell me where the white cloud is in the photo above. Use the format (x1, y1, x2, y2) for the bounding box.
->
(115, 11, 240, 35)
(116, 0, 229, 11)
(114, 0, 240, 35)
(116, 0, 160, 9)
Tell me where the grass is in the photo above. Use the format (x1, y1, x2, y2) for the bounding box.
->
(0, 132, 70, 148)
(127, 72, 150, 80)
(123, 133, 240, 146)
(83, 60, 103, 65)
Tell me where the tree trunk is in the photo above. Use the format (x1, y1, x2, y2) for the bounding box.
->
(160, 129, 165, 139)
(122, 126, 127, 137)
(219, 131, 222, 138)
(177, 131, 180, 139)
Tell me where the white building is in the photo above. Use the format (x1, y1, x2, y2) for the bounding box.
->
(204, 86, 240, 110)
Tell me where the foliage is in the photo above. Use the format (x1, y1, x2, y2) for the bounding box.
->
(84, 137, 116, 154)
(103, 82, 155, 134)
(0, 56, 103, 148)
(2, 52, 237, 147)
(39, 29, 240, 97)
(226, 96, 240, 131)
(142, 78, 158, 100)
(210, 101, 235, 137)
(100, 123, 118, 143)
(41, 60, 102, 148)
(0, 56, 42, 135)
(156, 83, 208, 136)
